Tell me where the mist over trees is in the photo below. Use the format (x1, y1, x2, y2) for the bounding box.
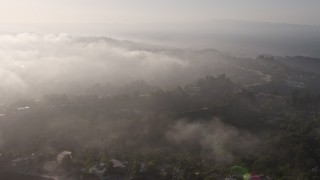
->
(1, 33, 320, 179)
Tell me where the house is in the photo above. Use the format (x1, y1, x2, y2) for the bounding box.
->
(57, 151, 72, 166)
(90, 159, 126, 180)
(110, 159, 125, 169)
(90, 163, 107, 178)
(249, 175, 272, 180)
(17, 106, 31, 111)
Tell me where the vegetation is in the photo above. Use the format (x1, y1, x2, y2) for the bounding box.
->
(1, 74, 320, 179)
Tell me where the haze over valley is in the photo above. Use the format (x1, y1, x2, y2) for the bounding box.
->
(1, 1, 320, 180)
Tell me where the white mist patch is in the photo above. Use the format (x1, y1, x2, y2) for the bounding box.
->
(166, 119, 259, 163)
(0, 33, 188, 102)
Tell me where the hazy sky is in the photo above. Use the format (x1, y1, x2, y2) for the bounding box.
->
(0, 0, 319, 25)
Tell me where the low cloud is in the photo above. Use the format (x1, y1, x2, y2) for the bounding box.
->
(166, 119, 260, 163)
(0, 33, 189, 102)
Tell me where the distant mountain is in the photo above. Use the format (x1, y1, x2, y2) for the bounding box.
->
(2, 20, 320, 57)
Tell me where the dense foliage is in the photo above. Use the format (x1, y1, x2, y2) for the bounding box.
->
(1, 75, 320, 179)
